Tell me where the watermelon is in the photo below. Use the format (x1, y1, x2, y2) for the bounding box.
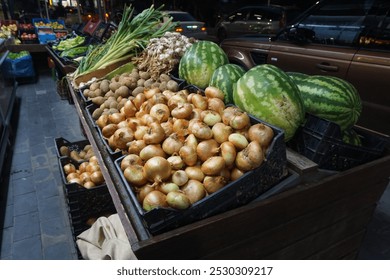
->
(294, 75, 362, 131)
(209, 64, 246, 104)
(342, 128, 362, 146)
(179, 41, 228, 89)
(287, 72, 309, 83)
(233, 64, 305, 141)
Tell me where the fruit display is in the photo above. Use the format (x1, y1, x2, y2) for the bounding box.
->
(178, 40, 228, 89)
(233, 64, 305, 141)
(0, 23, 17, 38)
(292, 75, 362, 131)
(209, 63, 245, 104)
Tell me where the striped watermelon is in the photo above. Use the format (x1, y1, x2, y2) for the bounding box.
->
(295, 75, 362, 131)
(179, 41, 228, 89)
(209, 64, 246, 104)
(342, 128, 362, 146)
(233, 64, 305, 141)
(287, 72, 309, 83)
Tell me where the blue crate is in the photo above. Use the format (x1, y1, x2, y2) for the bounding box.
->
(38, 33, 56, 44)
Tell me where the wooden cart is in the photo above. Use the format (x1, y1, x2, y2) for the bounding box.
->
(67, 80, 390, 259)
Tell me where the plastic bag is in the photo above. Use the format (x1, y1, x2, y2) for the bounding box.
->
(1, 51, 35, 78)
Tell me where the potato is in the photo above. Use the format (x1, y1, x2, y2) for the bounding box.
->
(100, 80, 110, 93)
(139, 71, 151, 80)
(132, 86, 144, 96)
(59, 146, 70, 157)
(90, 96, 105, 106)
(92, 108, 104, 120)
(159, 73, 171, 82)
(115, 86, 130, 98)
(89, 82, 100, 91)
(166, 80, 179, 92)
(109, 81, 121, 92)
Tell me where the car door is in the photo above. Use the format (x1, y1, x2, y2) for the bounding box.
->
(267, 0, 372, 79)
(346, 0, 390, 133)
(225, 8, 250, 37)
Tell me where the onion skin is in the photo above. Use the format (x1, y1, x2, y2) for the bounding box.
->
(127, 139, 146, 155)
(185, 166, 205, 182)
(179, 145, 197, 166)
(123, 99, 137, 118)
(212, 122, 233, 144)
(136, 184, 154, 203)
(191, 94, 208, 110)
(235, 141, 264, 171)
(143, 156, 172, 183)
(196, 139, 220, 162)
(201, 110, 222, 126)
(167, 155, 185, 170)
(149, 103, 170, 123)
(166, 191, 191, 210)
(142, 190, 168, 211)
(171, 170, 189, 186)
(203, 175, 228, 194)
(143, 122, 165, 144)
(108, 112, 126, 124)
(248, 123, 274, 149)
(112, 127, 134, 150)
(208, 98, 225, 115)
(102, 123, 118, 139)
(171, 103, 193, 119)
(190, 120, 213, 140)
(182, 180, 207, 204)
(140, 144, 166, 161)
(201, 156, 225, 176)
(64, 163, 76, 175)
(228, 133, 249, 150)
(121, 154, 143, 170)
(91, 171, 104, 185)
(220, 141, 237, 168)
(229, 111, 250, 130)
(204, 86, 225, 100)
(162, 133, 184, 155)
(124, 164, 148, 186)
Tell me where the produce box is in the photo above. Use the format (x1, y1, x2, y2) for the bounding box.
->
(38, 33, 56, 44)
(289, 114, 389, 171)
(115, 115, 287, 235)
(54, 137, 91, 158)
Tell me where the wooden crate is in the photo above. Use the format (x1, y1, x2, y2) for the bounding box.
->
(128, 150, 390, 259)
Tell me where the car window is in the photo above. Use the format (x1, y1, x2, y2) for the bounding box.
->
(359, 0, 390, 51)
(169, 12, 196, 22)
(297, 0, 375, 46)
(228, 9, 249, 22)
(248, 8, 281, 21)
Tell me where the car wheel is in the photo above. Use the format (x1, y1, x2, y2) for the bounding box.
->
(217, 28, 227, 42)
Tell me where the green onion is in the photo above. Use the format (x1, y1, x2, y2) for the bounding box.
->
(73, 5, 175, 78)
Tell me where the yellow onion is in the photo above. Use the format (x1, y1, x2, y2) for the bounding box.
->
(167, 155, 185, 170)
(63, 163, 76, 175)
(123, 99, 137, 118)
(136, 184, 154, 203)
(185, 166, 205, 182)
(120, 154, 143, 171)
(172, 119, 189, 137)
(248, 123, 274, 149)
(235, 141, 264, 171)
(134, 125, 148, 140)
(212, 122, 233, 144)
(221, 106, 236, 125)
(96, 114, 109, 129)
(139, 144, 166, 161)
(124, 164, 148, 186)
(157, 182, 180, 195)
(220, 141, 237, 168)
(79, 172, 91, 183)
(143, 190, 168, 211)
(201, 110, 222, 126)
(171, 103, 193, 119)
(127, 139, 146, 155)
(66, 172, 79, 182)
(83, 181, 96, 189)
(191, 108, 203, 120)
(78, 161, 89, 173)
(112, 127, 134, 150)
(148, 92, 168, 106)
(230, 110, 250, 130)
(179, 145, 197, 166)
(143, 156, 171, 183)
(196, 139, 220, 162)
(162, 133, 184, 155)
(203, 175, 228, 194)
(132, 93, 146, 110)
(144, 87, 160, 99)
(161, 118, 174, 137)
(166, 191, 191, 210)
(68, 177, 83, 186)
(204, 86, 225, 100)
(228, 133, 249, 150)
(189, 120, 213, 140)
(101, 123, 118, 139)
(191, 94, 208, 110)
(201, 156, 225, 176)
(182, 179, 206, 204)
(91, 171, 104, 185)
(231, 167, 245, 181)
(171, 170, 188, 186)
(143, 122, 165, 144)
(108, 112, 126, 124)
(85, 163, 100, 173)
(149, 103, 170, 123)
(208, 98, 225, 115)
(167, 94, 187, 110)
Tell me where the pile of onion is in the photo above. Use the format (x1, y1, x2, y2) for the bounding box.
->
(100, 85, 275, 212)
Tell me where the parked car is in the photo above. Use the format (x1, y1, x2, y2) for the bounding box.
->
(215, 5, 302, 42)
(163, 11, 207, 40)
(220, 0, 390, 135)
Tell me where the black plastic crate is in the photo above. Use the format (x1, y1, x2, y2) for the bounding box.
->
(79, 85, 93, 107)
(289, 114, 389, 171)
(54, 137, 90, 158)
(85, 103, 100, 128)
(115, 114, 287, 235)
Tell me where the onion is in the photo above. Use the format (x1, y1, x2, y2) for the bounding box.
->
(79, 161, 89, 173)
(66, 172, 79, 181)
(208, 98, 225, 115)
(102, 123, 118, 138)
(248, 123, 274, 149)
(185, 166, 205, 182)
(144, 88, 160, 99)
(189, 120, 213, 140)
(204, 86, 225, 100)
(149, 92, 168, 106)
(184, 134, 198, 150)
(231, 167, 245, 181)
(91, 171, 104, 185)
(143, 156, 172, 183)
(108, 112, 126, 124)
(191, 94, 208, 110)
(83, 181, 96, 189)
(235, 141, 264, 171)
(127, 139, 146, 155)
(161, 118, 174, 137)
(149, 103, 170, 123)
(123, 99, 137, 118)
(203, 175, 227, 194)
(96, 114, 109, 129)
(228, 133, 249, 150)
(143, 122, 165, 144)
(162, 133, 184, 155)
(124, 164, 148, 186)
(191, 108, 202, 120)
(172, 119, 189, 137)
(179, 145, 197, 166)
(121, 154, 143, 170)
(133, 93, 146, 110)
(230, 111, 250, 130)
(196, 139, 220, 162)
(85, 163, 100, 173)
(221, 106, 236, 125)
(201, 110, 222, 126)
(136, 184, 154, 203)
(157, 182, 180, 195)
(220, 141, 237, 168)
(166, 191, 191, 210)
(201, 156, 225, 176)
(126, 117, 142, 131)
(63, 163, 76, 175)
(140, 144, 166, 161)
(112, 127, 134, 150)
(68, 177, 83, 186)
(139, 113, 157, 126)
(142, 190, 168, 211)
(134, 125, 148, 140)
(79, 172, 91, 183)
(172, 170, 188, 186)
(182, 179, 206, 204)
(167, 155, 185, 170)
(167, 94, 187, 110)
(171, 103, 193, 119)
(212, 122, 233, 144)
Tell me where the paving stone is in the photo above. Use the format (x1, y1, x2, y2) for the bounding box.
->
(33, 166, 53, 183)
(31, 154, 49, 169)
(13, 211, 40, 242)
(0, 227, 13, 259)
(35, 178, 60, 201)
(13, 192, 38, 216)
(2, 204, 14, 228)
(12, 235, 42, 260)
(43, 241, 76, 260)
(10, 162, 33, 181)
(37, 196, 64, 222)
(12, 177, 35, 196)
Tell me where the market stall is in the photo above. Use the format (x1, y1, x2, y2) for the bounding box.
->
(45, 5, 390, 259)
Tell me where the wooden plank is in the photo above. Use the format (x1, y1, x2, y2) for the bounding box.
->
(286, 148, 318, 175)
(132, 156, 390, 259)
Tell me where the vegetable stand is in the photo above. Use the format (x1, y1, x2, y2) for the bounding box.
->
(66, 78, 390, 259)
